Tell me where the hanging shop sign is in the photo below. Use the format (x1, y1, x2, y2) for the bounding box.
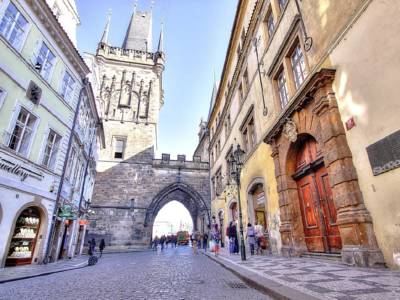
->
(79, 219, 89, 225)
(58, 205, 77, 220)
(0, 156, 43, 181)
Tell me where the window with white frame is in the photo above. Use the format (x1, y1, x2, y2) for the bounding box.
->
(0, 87, 6, 109)
(35, 42, 56, 81)
(65, 148, 76, 180)
(0, 2, 29, 50)
(277, 70, 289, 108)
(113, 137, 126, 159)
(42, 129, 61, 170)
(278, 0, 287, 12)
(266, 11, 275, 38)
(8, 107, 37, 156)
(291, 44, 308, 89)
(60, 71, 75, 101)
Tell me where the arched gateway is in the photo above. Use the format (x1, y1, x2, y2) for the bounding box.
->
(87, 155, 210, 252)
(144, 182, 210, 230)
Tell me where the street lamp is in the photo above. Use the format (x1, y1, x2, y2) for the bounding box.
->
(228, 144, 246, 261)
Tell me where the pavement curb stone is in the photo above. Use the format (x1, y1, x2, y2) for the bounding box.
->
(0, 262, 88, 284)
(204, 252, 320, 300)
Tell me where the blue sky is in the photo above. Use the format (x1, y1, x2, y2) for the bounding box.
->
(76, 0, 238, 159)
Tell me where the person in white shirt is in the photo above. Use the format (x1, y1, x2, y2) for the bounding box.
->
(254, 220, 264, 255)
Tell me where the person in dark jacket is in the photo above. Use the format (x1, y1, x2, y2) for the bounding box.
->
(228, 222, 239, 254)
(99, 239, 105, 257)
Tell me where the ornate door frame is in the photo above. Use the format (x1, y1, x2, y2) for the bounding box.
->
(264, 69, 384, 267)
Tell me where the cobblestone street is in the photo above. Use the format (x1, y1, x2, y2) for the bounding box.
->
(0, 247, 270, 300)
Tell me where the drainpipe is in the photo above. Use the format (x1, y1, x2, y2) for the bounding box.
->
(44, 78, 88, 263)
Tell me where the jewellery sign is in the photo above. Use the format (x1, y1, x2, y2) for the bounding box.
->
(0, 156, 43, 181)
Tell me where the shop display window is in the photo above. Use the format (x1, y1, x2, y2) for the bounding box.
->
(6, 207, 41, 266)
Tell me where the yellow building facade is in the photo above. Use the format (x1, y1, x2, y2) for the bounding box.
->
(205, 0, 400, 268)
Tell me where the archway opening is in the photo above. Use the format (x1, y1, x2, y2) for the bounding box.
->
(152, 200, 193, 240)
(6, 206, 41, 266)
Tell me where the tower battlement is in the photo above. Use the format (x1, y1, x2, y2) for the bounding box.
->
(96, 42, 163, 67)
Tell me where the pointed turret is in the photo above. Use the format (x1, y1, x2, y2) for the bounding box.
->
(122, 5, 153, 52)
(208, 71, 219, 119)
(100, 10, 111, 45)
(157, 23, 164, 53)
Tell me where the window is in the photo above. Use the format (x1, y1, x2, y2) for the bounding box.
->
(226, 114, 231, 130)
(8, 107, 37, 156)
(35, 42, 56, 81)
(0, 2, 28, 50)
(241, 117, 256, 153)
(60, 71, 75, 101)
(65, 148, 76, 180)
(277, 70, 289, 108)
(278, 0, 287, 12)
(291, 44, 308, 89)
(217, 140, 221, 156)
(243, 68, 249, 93)
(239, 82, 244, 102)
(266, 12, 275, 38)
(211, 150, 214, 163)
(42, 129, 61, 170)
(0, 87, 6, 109)
(114, 138, 125, 159)
(215, 168, 223, 196)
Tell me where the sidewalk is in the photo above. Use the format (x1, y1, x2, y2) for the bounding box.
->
(0, 256, 88, 283)
(204, 249, 400, 300)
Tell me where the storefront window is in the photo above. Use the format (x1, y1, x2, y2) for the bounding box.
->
(6, 207, 41, 266)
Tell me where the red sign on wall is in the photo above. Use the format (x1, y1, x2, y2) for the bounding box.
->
(345, 117, 356, 131)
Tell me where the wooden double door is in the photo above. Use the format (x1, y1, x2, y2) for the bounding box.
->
(294, 138, 342, 253)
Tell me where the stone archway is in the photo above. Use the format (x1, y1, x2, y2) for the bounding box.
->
(144, 182, 210, 238)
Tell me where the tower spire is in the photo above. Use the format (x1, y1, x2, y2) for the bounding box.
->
(100, 9, 112, 45)
(122, 3, 153, 51)
(157, 22, 164, 53)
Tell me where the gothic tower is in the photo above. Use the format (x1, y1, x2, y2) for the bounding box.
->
(85, 7, 165, 166)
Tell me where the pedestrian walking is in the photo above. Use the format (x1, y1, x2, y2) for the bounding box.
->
(246, 223, 255, 255)
(99, 238, 105, 257)
(160, 235, 166, 250)
(211, 224, 221, 257)
(228, 221, 238, 255)
(254, 220, 264, 255)
(90, 238, 96, 256)
(203, 229, 209, 252)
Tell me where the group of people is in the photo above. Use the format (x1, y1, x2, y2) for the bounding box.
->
(226, 220, 265, 256)
(151, 234, 178, 250)
(190, 230, 209, 254)
(87, 238, 106, 257)
(247, 221, 265, 255)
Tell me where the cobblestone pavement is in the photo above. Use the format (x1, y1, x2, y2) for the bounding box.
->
(213, 248, 400, 300)
(0, 246, 271, 300)
(0, 256, 87, 283)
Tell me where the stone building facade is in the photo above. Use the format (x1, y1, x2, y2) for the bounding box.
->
(84, 7, 210, 251)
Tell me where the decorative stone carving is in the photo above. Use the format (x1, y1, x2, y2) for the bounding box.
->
(282, 118, 298, 143)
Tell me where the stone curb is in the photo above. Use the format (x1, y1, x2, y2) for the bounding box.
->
(203, 252, 320, 300)
(0, 261, 88, 284)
